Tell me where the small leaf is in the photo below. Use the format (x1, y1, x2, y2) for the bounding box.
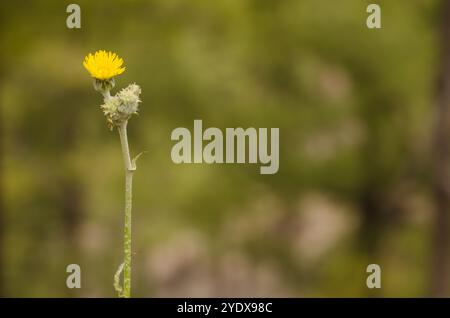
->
(114, 262, 125, 297)
(131, 151, 147, 170)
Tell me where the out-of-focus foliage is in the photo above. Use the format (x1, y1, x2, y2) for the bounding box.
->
(0, 0, 443, 296)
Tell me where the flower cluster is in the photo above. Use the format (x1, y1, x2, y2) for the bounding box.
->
(83, 50, 142, 129)
(101, 83, 142, 129)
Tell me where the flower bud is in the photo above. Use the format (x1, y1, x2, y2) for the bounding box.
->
(100, 83, 142, 129)
(117, 83, 141, 116)
(93, 78, 115, 95)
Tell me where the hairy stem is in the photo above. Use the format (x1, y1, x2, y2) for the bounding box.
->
(118, 121, 133, 298)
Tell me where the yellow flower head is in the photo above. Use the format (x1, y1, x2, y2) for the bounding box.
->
(83, 50, 125, 80)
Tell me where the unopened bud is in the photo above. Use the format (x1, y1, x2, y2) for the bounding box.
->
(93, 78, 115, 95)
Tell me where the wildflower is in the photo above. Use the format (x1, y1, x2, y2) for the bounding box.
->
(84, 50, 143, 297)
(83, 50, 125, 80)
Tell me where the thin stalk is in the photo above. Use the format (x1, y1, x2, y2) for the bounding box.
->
(118, 120, 133, 298)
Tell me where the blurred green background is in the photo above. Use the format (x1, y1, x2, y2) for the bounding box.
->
(0, 0, 449, 297)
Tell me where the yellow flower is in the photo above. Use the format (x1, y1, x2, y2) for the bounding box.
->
(83, 50, 125, 80)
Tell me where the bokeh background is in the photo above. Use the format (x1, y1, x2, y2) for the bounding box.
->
(0, 0, 449, 297)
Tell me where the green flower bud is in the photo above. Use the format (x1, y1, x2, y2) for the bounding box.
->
(93, 78, 115, 95)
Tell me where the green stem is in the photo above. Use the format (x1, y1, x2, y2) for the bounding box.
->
(118, 121, 133, 298)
